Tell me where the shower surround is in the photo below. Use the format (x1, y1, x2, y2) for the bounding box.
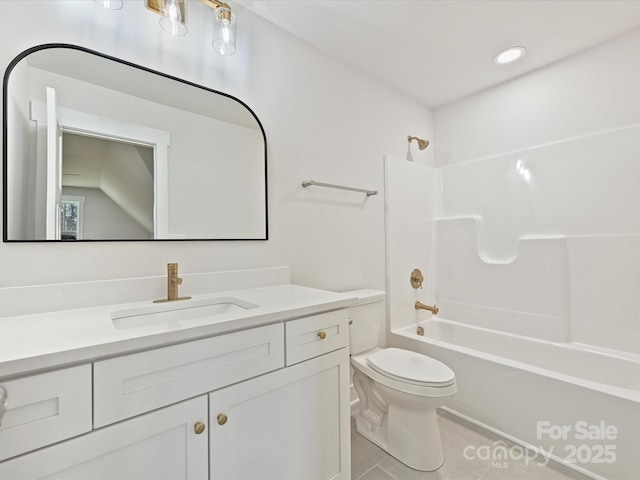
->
(384, 28, 640, 480)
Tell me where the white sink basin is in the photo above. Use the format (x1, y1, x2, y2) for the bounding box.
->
(111, 297, 259, 329)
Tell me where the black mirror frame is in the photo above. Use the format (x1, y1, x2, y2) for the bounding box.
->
(2, 43, 268, 242)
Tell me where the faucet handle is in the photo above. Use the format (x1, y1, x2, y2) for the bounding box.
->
(410, 268, 424, 289)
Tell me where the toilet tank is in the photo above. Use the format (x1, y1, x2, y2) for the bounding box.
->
(343, 290, 386, 355)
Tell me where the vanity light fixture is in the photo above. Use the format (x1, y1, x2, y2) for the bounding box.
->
(208, 1, 237, 56)
(93, 0, 123, 9)
(494, 46, 526, 65)
(144, 0, 237, 55)
(159, 0, 188, 36)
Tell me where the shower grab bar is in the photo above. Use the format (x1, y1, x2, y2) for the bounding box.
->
(302, 180, 378, 196)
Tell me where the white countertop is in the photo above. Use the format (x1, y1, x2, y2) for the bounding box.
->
(0, 284, 357, 379)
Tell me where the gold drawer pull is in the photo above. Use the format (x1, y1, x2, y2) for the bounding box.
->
(317, 331, 327, 340)
(217, 413, 228, 425)
(194, 421, 206, 434)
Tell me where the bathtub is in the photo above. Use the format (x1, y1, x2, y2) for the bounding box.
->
(389, 318, 640, 480)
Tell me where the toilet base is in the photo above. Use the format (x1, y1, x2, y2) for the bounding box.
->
(350, 350, 456, 472)
(354, 411, 388, 453)
(354, 403, 445, 472)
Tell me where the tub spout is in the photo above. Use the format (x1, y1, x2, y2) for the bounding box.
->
(415, 301, 439, 315)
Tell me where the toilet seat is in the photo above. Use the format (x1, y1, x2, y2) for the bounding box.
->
(366, 348, 455, 387)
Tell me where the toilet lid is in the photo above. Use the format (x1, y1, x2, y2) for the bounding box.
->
(367, 348, 455, 386)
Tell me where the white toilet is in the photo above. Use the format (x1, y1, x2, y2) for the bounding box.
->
(346, 290, 457, 472)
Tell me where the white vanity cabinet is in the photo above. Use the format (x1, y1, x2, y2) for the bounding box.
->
(0, 396, 208, 480)
(208, 309, 351, 480)
(93, 323, 285, 428)
(209, 349, 351, 480)
(0, 365, 92, 461)
(0, 307, 351, 480)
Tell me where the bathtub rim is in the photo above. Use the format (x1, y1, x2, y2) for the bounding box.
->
(391, 319, 640, 404)
(437, 406, 609, 480)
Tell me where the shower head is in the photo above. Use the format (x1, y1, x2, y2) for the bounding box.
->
(408, 135, 429, 150)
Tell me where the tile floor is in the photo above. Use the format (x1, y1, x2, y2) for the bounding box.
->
(351, 411, 593, 480)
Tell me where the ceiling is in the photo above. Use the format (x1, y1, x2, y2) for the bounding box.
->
(27, 48, 260, 130)
(238, 0, 640, 108)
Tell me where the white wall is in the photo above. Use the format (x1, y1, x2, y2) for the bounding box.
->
(63, 187, 151, 240)
(432, 28, 640, 353)
(384, 157, 438, 333)
(95, 141, 154, 235)
(0, 1, 432, 298)
(62, 135, 155, 236)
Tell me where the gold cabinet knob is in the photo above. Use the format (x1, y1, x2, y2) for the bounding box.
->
(317, 331, 327, 340)
(194, 421, 206, 434)
(217, 413, 228, 425)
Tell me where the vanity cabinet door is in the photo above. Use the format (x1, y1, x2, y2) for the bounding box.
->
(209, 348, 351, 480)
(0, 396, 208, 480)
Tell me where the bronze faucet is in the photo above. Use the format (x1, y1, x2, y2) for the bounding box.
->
(154, 262, 191, 303)
(415, 301, 439, 315)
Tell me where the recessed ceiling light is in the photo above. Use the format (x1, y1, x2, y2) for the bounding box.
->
(494, 46, 526, 65)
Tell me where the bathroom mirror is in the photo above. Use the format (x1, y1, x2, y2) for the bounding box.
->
(3, 44, 268, 241)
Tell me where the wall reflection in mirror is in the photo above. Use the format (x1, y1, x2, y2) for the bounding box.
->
(3, 44, 268, 241)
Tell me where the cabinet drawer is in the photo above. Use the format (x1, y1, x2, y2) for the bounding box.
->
(94, 323, 284, 427)
(0, 365, 92, 461)
(285, 310, 349, 365)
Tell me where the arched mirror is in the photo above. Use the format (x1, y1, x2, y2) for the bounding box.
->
(3, 44, 267, 241)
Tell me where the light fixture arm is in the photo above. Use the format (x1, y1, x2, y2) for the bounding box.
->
(201, 0, 231, 10)
(146, 0, 233, 18)
(143, 0, 237, 55)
